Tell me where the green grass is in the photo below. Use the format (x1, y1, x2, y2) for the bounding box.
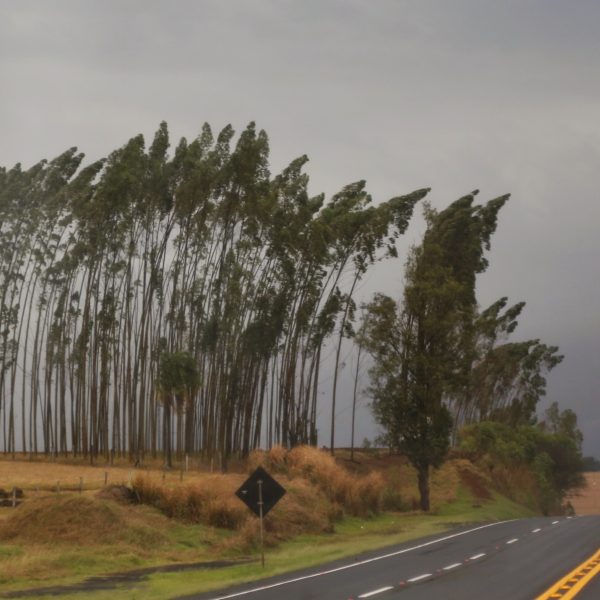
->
(18, 487, 537, 600)
(436, 485, 535, 521)
(0, 470, 538, 600)
(0, 520, 218, 593)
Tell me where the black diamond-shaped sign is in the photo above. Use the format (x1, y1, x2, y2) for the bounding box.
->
(235, 466, 286, 517)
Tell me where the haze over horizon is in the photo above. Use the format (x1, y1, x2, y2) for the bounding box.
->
(1, 1, 598, 456)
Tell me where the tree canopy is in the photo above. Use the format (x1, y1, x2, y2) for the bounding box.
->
(0, 121, 426, 467)
(363, 191, 563, 511)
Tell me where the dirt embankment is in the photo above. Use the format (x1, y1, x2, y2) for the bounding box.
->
(567, 472, 600, 515)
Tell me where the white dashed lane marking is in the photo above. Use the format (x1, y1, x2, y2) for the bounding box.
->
(358, 586, 394, 598)
(407, 574, 432, 583)
(352, 519, 568, 599)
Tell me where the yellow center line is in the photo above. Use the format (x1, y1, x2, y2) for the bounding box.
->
(536, 549, 600, 599)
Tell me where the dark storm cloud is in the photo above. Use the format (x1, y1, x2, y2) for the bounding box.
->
(1, 1, 598, 454)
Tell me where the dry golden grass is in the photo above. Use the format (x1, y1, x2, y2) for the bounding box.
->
(0, 495, 168, 546)
(0, 454, 246, 494)
(248, 445, 385, 517)
(0, 457, 145, 491)
(129, 446, 389, 551)
(0, 495, 178, 585)
(133, 474, 249, 529)
(0, 448, 533, 593)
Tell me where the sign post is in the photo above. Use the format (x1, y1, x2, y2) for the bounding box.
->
(236, 466, 286, 568)
(258, 479, 264, 567)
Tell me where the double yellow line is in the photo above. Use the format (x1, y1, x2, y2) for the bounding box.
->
(536, 549, 600, 599)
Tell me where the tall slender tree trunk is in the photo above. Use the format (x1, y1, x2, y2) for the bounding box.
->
(417, 465, 430, 511)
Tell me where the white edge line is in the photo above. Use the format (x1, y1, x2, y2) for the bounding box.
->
(443, 563, 462, 571)
(358, 586, 394, 598)
(469, 553, 486, 560)
(407, 573, 432, 583)
(204, 520, 515, 600)
(532, 528, 541, 533)
(506, 538, 518, 544)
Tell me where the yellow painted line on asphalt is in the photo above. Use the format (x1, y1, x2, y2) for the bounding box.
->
(535, 548, 600, 599)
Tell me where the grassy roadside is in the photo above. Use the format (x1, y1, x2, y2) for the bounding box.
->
(1, 486, 533, 600)
(0, 449, 539, 599)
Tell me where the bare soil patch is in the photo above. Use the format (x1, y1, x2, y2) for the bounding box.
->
(457, 464, 492, 501)
(567, 472, 600, 515)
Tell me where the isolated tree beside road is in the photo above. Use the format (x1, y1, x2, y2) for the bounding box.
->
(363, 191, 509, 511)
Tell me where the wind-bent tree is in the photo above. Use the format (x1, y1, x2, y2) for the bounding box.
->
(362, 192, 510, 510)
(363, 191, 563, 509)
(0, 121, 426, 466)
(450, 297, 563, 430)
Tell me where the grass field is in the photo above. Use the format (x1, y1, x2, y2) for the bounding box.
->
(0, 450, 535, 599)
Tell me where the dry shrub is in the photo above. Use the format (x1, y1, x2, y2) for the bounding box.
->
(248, 445, 383, 517)
(0, 495, 167, 547)
(269, 478, 334, 536)
(132, 475, 248, 530)
(132, 447, 385, 548)
(247, 445, 288, 474)
(203, 497, 247, 529)
(95, 485, 137, 504)
(348, 472, 385, 516)
(223, 477, 334, 553)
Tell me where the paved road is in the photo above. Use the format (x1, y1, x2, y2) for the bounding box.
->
(577, 567, 600, 600)
(180, 516, 600, 600)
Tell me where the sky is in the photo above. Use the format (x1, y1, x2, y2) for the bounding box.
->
(1, 0, 599, 456)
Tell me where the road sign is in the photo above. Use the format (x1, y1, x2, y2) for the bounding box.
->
(236, 466, 286, 567)
(235, 466, 286, 518)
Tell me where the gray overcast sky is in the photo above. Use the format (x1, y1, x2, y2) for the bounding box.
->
(1, 0, 599, 455)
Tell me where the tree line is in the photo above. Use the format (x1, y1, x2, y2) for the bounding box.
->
(0, 122, 566, 490)
(360, 193, 565, 509)
(0, 122, 427, 468)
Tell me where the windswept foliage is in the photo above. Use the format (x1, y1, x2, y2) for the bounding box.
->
(0, 122, 426, 465)
(459, 418, 584, 514)
(363, 191, 566, 510)
(362, 192, 510, 510)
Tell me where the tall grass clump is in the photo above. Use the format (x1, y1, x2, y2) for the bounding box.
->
(248, 445, 385, 517)
(132, 476, 248, 529)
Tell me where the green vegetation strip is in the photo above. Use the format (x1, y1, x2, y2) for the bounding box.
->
(1, 490, 532, 600)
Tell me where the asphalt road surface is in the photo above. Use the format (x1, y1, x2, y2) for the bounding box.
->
(181, 516, 600, 600)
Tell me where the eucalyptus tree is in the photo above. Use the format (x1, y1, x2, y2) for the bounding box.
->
(325, 185, 430, 454)
(0, 120, 431, 466)
(157, 350, 200, 468)
(447, 296, 563, 430)
(362, 192, 509, 510)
